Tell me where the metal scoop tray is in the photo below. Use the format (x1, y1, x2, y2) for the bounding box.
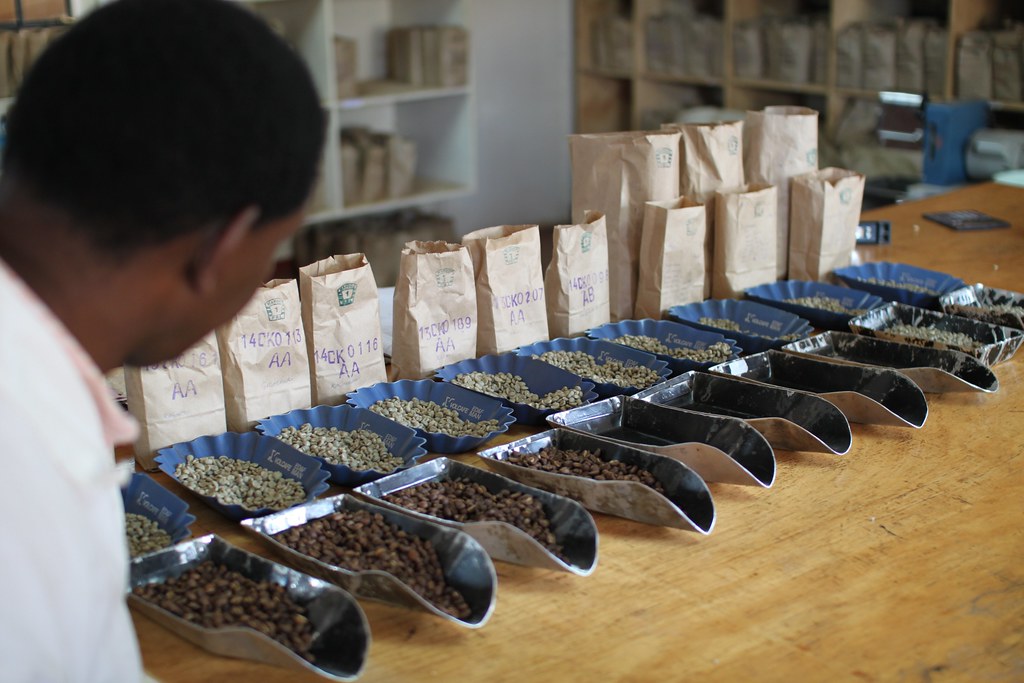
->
(783, 331, 999, 393)
(939, 283, 1024, 330)
(353, 458, 599, 575)
(848, 302, 1023, 366)
(241, 494, 496, 628)
(129, 534, 369, 681)
(548, 395, 776, 488)
(632, 371, 852, 455)
(711, 350, 928, 428)
(476, 428, 715, 533)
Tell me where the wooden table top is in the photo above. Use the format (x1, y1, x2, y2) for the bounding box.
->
(134, 181, 1024, 682)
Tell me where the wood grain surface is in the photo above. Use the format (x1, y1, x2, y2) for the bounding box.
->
(133, 182, 1024, 682)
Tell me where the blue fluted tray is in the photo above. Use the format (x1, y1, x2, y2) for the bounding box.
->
(435, 353, 598, 426)
(121, 472, 196, 546)
(516, 337, 670, 399)
(346, 379, 515, 453)
(833, 261, 964, 309)
(155, 432, 331, 521)
(256, 404, 428, 487)
(586, 318, 741, 375)
(668, 299, 813, 354)
(744, 280, 885, 330)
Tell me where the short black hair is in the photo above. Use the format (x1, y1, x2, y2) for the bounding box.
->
(2, 0, 326, 251)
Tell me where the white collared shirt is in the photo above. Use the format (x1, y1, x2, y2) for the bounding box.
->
(0, 257, 143, 682)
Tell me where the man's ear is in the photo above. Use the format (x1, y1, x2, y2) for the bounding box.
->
(187, 206, 261, 294)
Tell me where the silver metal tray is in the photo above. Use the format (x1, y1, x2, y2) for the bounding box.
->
(939, 283, 1024, 330)
(476, 428, 716, 533)
(632, 371, 852, 455)
(128, 534, 369, 681)
(783, 331, 999, 393)
(710, 350, 928, 428)
(241, 494, 497, 627)
(848, 302, 1023, 366)
(353, 458, 599, 575)
(547, 395, 776, 488)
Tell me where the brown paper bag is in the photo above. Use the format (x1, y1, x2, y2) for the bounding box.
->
(665, 120, 743, 298)
(439, 26, 469, 87)
(334, 35, 358, 99)
(957, 31, 993, 100)
(897, 20, 931, 92)
(299, 254, 387, 405)
(712, 184, 777, 300)
(124, 333, 227, 470)
(361, 136, 388, 204)
(635, 197, 706, 319)
(217, 279, 312, 431)
(788, 169, 866, 282)
(463, 224, 549, 355)
(836, 23, 863, 89)
(766, 19, 813, 84)
(732, 19, 763, 79)
(0, 31, 14, 98)
(744, 106, 818, 279)
(569, 130, 681, 321)
(340, 140, 362, 206)
(924, 25, 948, 96)
(545, 211, 611, 338)
(387, 134, 417, 198)
(391, 241, 478, 379)
(992, 29, 1024, 102)
(862, 22, 897, 91)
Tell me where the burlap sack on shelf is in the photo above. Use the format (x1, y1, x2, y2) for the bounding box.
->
(732, 19, 763, 80)
(545, 211, 611, 338)
(712, 184, 777, 300)
(299, 253, 387, 406)
(634, 197, 706, 319)
(569, 130, 681, 321)
(924, 25, 948, 96)
(664, 119, 744, 299)
(862, 22, 897, 91)
(897, 19, 932, 92)
(992, 28, 1024, 102)
(744, 106, 818, 279)
(766, 19, 813, 84)
(463, 224, 549, 355)
(788, 168, 866, 282)
(836, 23, 863, 89)
(217, 279, 311, 431)
(812, 18, 829, 84)
(124, 333, 226, 470)
(957, 31, 993, 100)
(391, 241, 477, 380)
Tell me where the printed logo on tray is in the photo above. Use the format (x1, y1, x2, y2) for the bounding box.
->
(502, 245, 520, 266)
(727, 136, 739, 156)
(580, 232, 593, 253)
(655, 147, 674, 168)
(435, 267, 456, 289)
(840, 188, 853, 205)
(264, 297, 286, 322)
(336, 282, 357, 307)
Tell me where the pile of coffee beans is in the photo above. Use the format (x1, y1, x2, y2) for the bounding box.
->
(532, 350, 660, 389)
(945, 303, 1024, 330)
(863, 277, 939, 295)
(132, 562, 317, 661)
(698, 317, 801, 341)
(506, 446, 667, 495)
(273, 509, 471, 619)
(274, 424, 403, 472)
(452, 371, 584, 410)
(610, 334, 733, 363)
(174, 455, 307, 510)
(887, 323, 980, 350)
(783, 296, 866, 315)
(384, 479, 565, 560)
(124, 513, 173, 558)
(369, 397, 500, 437)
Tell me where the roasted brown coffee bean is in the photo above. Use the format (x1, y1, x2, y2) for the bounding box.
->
(383, 478, 565, 561)
(507, 447, 667, 495)
(132, 562, 317, 661)
(273, 509, 471, 619)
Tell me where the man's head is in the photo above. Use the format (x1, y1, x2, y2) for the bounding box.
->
(1, 0, 325, 366)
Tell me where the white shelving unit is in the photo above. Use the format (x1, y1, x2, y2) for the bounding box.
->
(245, 0, 476, 226)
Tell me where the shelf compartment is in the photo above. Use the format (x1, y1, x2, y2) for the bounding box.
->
(307, 179, 472, 222)
(337, 80, 469, 110)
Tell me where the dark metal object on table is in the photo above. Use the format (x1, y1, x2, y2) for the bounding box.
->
(783, 331, 999, 393)
(710, 350, 928, 428)
(548, 395, 776, 488)
(632, 371, 852, 455)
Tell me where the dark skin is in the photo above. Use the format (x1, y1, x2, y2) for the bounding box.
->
(0, 176, 305, 373)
